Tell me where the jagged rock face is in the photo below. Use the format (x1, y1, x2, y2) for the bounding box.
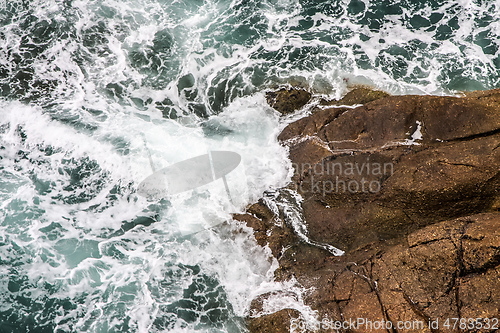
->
(237, 88, 500, 333)
(320, 87, 390, 106)
(266, 87, 312, 114)
(242, 211, 500, 333)
(279, 89, 500, 251)
(322, 213, 499, 333)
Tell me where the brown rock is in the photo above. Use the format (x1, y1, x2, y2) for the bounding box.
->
(247, 308, 302, 333)
(317, 93, 500, 150)
(280, 90, 500, 251)
(278, 107, 347, 142)
(320, 87, 390, 106)
(247, 213, 500, 333)
(266, 87, 311, 114)
(233, 200, 298, 258)
(244, 89, 500, 333)
(459, 267, 500, 320)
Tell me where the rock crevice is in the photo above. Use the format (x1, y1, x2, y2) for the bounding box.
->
(239, 88, 500, 333)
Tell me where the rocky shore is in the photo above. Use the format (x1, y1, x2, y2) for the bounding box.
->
(236, 87, 500, 332)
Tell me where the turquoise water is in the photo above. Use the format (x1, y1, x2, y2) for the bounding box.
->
(0, 0, 499, 332)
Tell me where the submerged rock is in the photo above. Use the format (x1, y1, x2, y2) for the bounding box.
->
(238, 88, 500, 332)
(266, 87, 311, 114)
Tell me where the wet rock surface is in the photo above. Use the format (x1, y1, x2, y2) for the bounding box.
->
(237, 88, 500, 332)
(279, 89, 500, 251)
(266, 87, 312, 114)
(320, 87, 390, 106)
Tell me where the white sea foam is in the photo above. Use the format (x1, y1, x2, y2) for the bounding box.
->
(0, 94, 304, 331)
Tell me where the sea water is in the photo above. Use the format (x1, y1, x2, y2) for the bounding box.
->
(0, 0, 498, 332)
